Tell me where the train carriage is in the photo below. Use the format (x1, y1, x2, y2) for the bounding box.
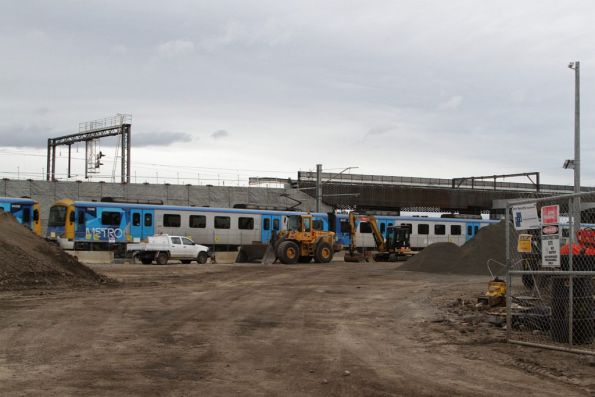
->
(47, 200, 330, 255)
(333, 213, 498, 250)
(0, 197, 42, 236)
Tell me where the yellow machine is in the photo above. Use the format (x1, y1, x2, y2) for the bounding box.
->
(344, 212, 411, 262)
(272, 214, 336, 264)
(478, 278, 507, 306)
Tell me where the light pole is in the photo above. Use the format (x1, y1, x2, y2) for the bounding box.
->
(568, 61, 580, 194)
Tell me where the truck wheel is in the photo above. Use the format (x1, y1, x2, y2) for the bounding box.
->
(196, 252, 208, 264)
(181, 260, 191, 264)
(314, 242, 333, 263)
(141, 258, 153, 265)
(156, 252, 169, 265)
(277, 241, 300, 264)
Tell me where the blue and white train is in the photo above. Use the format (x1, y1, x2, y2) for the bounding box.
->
(46, 199, 498, 255)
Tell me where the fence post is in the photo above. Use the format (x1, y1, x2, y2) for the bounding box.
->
(568, 197, 575, 347)
(505, 202, 512, 341)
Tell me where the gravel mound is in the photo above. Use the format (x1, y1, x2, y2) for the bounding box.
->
(400, 221, 506, 275)
(0, 212, 108, 289)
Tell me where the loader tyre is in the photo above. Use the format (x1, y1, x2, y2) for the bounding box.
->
(277, 241, 300, 264)
(156, 252, 169, 265)
(314, 242, 333, 263)
(196, 252, 208, 264)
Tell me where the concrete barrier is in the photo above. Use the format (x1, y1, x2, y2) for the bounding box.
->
(67, 250, 114, 264)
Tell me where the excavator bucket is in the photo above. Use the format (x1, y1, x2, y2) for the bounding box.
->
(261, 244, 276, 265)
(344, 251, 370, 263)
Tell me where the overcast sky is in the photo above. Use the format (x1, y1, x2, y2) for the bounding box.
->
(1, 1, 593, 186)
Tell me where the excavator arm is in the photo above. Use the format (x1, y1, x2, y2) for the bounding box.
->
(366, 215, 387, 252)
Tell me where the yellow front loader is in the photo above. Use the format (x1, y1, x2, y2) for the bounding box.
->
(271, 214, 336, 264)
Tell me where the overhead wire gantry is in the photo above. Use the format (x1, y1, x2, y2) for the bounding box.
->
(46, 114, 132, 183)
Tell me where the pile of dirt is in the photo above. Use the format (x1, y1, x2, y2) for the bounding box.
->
(0, 212, 109, 289)
(400, 221, 506, 275)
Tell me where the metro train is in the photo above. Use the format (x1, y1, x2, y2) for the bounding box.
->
(46, 199, 499, 255)
(0, 197, 42, 236)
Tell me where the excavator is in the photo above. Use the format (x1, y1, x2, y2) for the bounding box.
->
(344, 212, 411, 262)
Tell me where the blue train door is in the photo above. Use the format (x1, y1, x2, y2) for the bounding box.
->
(75, 207, 87, 240)
(466, 222, 481, 241)
(131, 209, 154, 241)
(261, 215, 282, 243)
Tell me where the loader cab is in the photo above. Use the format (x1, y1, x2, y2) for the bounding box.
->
(287, 214, 313, 233)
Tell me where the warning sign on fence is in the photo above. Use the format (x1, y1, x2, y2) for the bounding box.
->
(541, 205, 560, 225)
(511, 204, 540, 230)
(541, 224, 560, 268)
(517, 234, 533, 253)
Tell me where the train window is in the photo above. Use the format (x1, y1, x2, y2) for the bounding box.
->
(313, 220, 323, 230)
(215, 216, 230, 229)
(78, 211, 86, 225)
(418, 224, 429, 235)
(451, 225, 461, 235)
(22, 208, 30, 223)
(273, 219, 280, 230)
(380, 223, 386, 233)
(132, 213, 141, 227)
(48, 206, 67, 227)
(189, 215, 206, 228)
(360, 222, 372, 233)
(400, 223, 413, 233)
(340, 220, 350, 233)
(434, 225, 446, 235)
(164, 214, 181, 227)
(388, 222, 393, 227)
(263, 218, 271, 231)
(33, 209, 39, 222)
(467, 226, 472, 235)
(171, 237, 182, 245)
(144, 213, 153, 227)
(238, 217, 254, 230)
(69, 211, 75, 224)
(101, 211, 121, 226)
(474, 226, 479, 234)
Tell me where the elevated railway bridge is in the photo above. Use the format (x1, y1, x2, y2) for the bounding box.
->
(294, 171, 595, 216)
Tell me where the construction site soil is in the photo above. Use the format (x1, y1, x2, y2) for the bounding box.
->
(0, 261, 592, 396)
(401, 221, 507, 275)
(0, 212, 108, 289)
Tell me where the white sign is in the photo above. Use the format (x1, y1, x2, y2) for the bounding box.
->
(541, 224, 560, 268)
(511, 204, 540, 230)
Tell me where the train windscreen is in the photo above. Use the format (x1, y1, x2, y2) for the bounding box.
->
(48, 206, 67, 227)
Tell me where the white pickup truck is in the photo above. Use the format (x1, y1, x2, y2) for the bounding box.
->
(127, 234, 210, 265)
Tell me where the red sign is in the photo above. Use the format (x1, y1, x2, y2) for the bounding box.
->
(542, 225, 559, 235)
(541, 205, 559, 225)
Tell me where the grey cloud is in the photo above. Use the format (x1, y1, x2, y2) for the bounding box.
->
(210, 130, 229, 139)
(0, 126, 193, 148)
(0, 125, 56, 147)
(134, 132, 194, 147)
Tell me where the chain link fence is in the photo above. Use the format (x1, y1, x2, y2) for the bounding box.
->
(506, 192, 595, 354)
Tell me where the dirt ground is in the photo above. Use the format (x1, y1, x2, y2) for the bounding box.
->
(0, 261, 593, 396)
